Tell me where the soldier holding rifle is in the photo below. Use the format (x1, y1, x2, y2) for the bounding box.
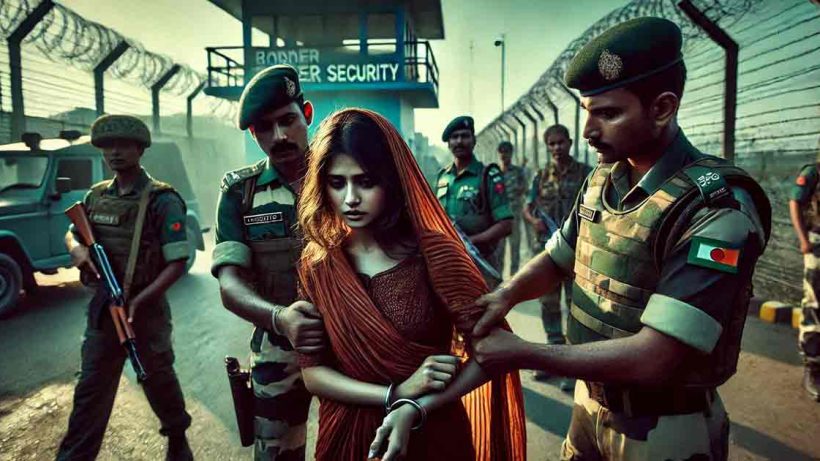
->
(57, 115, 193, 461)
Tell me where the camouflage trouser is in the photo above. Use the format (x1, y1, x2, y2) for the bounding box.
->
(561, 382, 729, 461)
(250, 328, 311, 461)
(540, 281, 572, 345)
(800, 232, 820, 365)
(500, 215, 523, 275)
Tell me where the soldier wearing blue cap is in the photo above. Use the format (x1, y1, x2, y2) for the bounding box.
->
(212, 65, 324, 460)
(471, 17, 771, 460)
(435, 116, 513, 287)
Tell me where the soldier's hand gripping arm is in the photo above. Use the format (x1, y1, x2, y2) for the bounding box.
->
(472, 248, 566, 337)
(217, 267, 326, 354)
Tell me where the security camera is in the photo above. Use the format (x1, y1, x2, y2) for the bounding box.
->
(494, 38, 504, 47)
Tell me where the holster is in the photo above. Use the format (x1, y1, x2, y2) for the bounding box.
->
(225, 356, 255, 447)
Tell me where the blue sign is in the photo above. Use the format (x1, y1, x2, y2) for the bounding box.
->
(249, 47, 401, 84)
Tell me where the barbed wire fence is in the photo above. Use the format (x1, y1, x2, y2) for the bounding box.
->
(0, 0, 245, 226)
(476, 0, 820, 303)
(0, 0, 236, 141)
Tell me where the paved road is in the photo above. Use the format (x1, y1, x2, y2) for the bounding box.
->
(1, 242, 818, 460)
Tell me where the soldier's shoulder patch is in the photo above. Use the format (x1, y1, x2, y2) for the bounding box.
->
(682, 165, 730, 204)
(687, 236, 741, 274)
(220, 161, 265, 192)
(796, 175, 807, 186)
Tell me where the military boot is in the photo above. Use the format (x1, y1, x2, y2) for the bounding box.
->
(166, 434, 193, 461)
(804, 365, 820, 402)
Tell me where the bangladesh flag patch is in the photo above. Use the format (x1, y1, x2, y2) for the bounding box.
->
(687, 236, 741, 274)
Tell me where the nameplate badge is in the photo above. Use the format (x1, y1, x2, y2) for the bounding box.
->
(577, 204, 600, 223)
(91, 213, 120, 226)
(243, 212, 283, 226)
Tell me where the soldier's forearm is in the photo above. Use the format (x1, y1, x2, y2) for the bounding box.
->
(136, 260, 185, 303)
(471, 219, 513, 245)
(515, 327, 689, 385)
(502, 250, 563, 304)
(789, 200, 809, 243)
(217, 266, 277, 329)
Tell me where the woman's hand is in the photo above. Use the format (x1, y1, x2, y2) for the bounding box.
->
(394, 355, 459, 401)
(368, 404, 418, 461)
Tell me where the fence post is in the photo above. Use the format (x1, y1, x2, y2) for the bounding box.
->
(679, 0, 738, 163)
(186, 81, 206, 138)
(151, 64, 181, 135)
(8, 0, 55, 141)
(94, 41, 130, 116)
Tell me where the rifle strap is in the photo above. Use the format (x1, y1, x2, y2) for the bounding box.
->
(123, 184, 153, 301)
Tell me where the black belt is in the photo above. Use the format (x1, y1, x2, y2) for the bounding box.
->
(585, 382, 715, 417)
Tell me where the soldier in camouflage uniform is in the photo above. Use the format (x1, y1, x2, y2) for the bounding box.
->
(524, 124, 591, 388)
(497, 140, 529, 275)
(212, 65, 325, 460)
(788, 151, 820, 402)
(435, 116, 513, 288)
(58, 115, 193, 461)
(472, 18, 771, 460)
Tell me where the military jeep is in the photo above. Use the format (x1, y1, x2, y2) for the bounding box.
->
(0, 132, 208, 317)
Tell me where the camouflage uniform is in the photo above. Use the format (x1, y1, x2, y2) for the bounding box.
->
(499, 163, 529, 274)
(545, 132, 770, 460)
(789, 164, 820, 377)
(527, 159, 591, 345)
(58, 170, 192, 460)
(436, 157, 513, 287)
(212, 159, 310, 460)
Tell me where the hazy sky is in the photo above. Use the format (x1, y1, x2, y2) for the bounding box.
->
(60, 0, 629, 146)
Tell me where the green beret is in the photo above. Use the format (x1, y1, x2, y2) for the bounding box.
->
(497, 141, 513, 152)
(91, 114, 151, 148)
(442, 115, 474, 142)
(564, 17, 682, 97)
(237, 64, 303, 130)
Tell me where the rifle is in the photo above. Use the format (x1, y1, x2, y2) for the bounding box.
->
(452, 222, 502, 285)
(65, 202, 148, 382)
(225, 356, 255, 446)
(534, 208, 559, 239)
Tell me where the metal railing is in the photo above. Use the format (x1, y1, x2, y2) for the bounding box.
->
(205, 39, 439, 95)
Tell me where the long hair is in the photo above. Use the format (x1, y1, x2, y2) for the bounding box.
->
(299, 109, 416, 264)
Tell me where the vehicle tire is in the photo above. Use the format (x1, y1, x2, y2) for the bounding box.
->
(184, 227, 197, 273)
(0, 253, 23, 318)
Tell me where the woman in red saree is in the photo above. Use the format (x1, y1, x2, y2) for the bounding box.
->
(297, 108, 526, 461)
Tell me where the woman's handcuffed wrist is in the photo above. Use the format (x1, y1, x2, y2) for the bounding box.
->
(389, 398, 426, 430)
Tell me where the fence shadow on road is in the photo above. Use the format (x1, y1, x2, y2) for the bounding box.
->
(731, 421, 816, 461)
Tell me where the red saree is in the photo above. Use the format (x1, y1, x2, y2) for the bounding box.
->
(299, 109, 527, 460)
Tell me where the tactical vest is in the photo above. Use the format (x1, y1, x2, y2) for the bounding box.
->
(87, 179, 180, 294)
(802, 164, 820, 231)
(536, 161, 589, 225)
(568, 157, 770, 388)
(238, 174, 302, 306)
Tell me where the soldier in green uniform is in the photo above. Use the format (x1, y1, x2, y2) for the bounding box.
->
(524, 124, 591, 388)
(497, 141, 528, 275)
(58, 115, 193, 460)
(212, 65, 325, 460)
(435, 116, 513, 287)
(471, 18, 771, 460)
(788, 152, 820, 402)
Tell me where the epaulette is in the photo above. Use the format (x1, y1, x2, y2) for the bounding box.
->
(220, 159, 266, 192)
